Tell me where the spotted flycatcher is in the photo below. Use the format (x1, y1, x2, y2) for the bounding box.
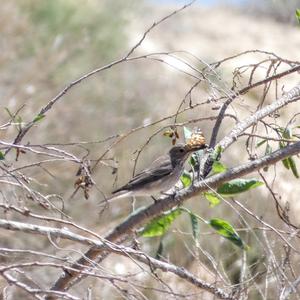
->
(106, 143, 207, 202)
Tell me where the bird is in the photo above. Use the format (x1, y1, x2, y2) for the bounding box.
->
(104, 143, 207, 202)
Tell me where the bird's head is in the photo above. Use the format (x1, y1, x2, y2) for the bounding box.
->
(169, 143, 207, 168)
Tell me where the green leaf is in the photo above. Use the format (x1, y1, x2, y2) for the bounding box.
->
(282, 127, 293, 139)
(288, 157, 299, 178)
(263, 144, 272, 172)
(189, 149, 206, 169)
(296, 9, 300, 23)
(209, 218, 247, 249)
(183, 126, 192, 140)
(0, 151, 5, 160)
(265, 143, 272, 155)
(217, 178, 264, 196)
(256, 139, 267, 148)
(155, 239, 164, 260)
(141, 209, 181, 237)
(279, 141, 290, 169)
(189, 153, 198, 167)
(16, 115, 23, 130)
(212, 161, 227, 174)
(16, 115, 22, 124)
(282, 158, 291, 169)
(33, 114, 45, 123)
(279, 140, 299, 178)
(180, 171, 192, 188)
(4, 107, 14, 119)
(279, 141, 285, 148)
(212, 145, 223, 161)
(204, 192, 221, 207)
(190, 213, 200, 243)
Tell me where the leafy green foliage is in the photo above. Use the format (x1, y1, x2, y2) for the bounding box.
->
(203, 192, 221, 207)
(288, 156, 299, 178)
(260, 126, 300, 177)
(33, 114, 45, 123)
(155, 239, 164, 260)
(281, 156, 291, 169)
(265, 143, 272, 155)
(213, 145, 223, 160)
(209, 218, 247, 249)
(262, 143, 273, 171)
(279, 137, 299, 178)
(217, 178, 263, 196)
(4, 107, 14, 119)
(5, 107, 23, 130)
(189, 149, 206, 170)
(279, 141, 290, 170)
(16, 116, 23, 131)
(256, 139, 267, 148)
(189, 154, 198, 167)
(281, 126, 293, 139)
(296, 9, 300, 23)
(140, 209, 181, 237)
(180, 171, 192, 188)
(189, 212, 200, 243)
(0, 151, 5, 160)
(212, 161, 227, 174)
(181, 208, 248, 249)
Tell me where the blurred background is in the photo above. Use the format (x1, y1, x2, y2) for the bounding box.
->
(1, 0, 300, 298)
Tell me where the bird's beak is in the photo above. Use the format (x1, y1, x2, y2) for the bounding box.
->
(185, 143, 208, 152)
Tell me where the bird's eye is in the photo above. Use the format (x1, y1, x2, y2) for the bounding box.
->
(179, 148, 185, 153)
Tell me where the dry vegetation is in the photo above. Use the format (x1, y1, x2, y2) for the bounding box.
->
(1, 1, 300, 299)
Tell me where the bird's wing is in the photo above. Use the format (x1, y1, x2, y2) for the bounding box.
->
(112, 155, 172, 193)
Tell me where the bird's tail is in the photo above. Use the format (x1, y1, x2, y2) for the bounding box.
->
(98, 190, 133, 206)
